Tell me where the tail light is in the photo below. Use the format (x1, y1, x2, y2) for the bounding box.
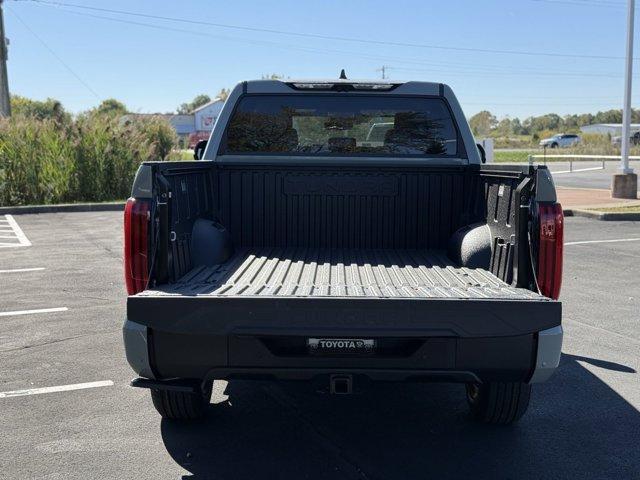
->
(124, 198, 150, 295)
(537, 203, 564, 299)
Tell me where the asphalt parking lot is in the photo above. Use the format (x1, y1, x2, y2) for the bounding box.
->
(0, 211, 638, 479)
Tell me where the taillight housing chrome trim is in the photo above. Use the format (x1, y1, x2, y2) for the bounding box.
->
(537, 203, 564, 300)
(124, 197, 151, 295)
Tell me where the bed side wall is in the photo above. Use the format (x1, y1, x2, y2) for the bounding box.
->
(152, 162, 527, 284)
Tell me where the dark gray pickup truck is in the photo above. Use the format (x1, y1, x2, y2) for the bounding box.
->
(123, 78, 563, 425)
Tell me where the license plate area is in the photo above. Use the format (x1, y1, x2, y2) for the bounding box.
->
(308, 338, 376, 355)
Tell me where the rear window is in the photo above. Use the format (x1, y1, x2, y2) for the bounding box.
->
(221, 95, 459, 156)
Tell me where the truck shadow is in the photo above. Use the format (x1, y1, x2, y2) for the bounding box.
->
(161, 354, 638, 480)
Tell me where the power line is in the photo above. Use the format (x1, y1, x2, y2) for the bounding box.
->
(20, 0, 639, 60)
(7, 5, 100, 99)
(24, 4, 637, 81)
(389, 66, 629, 79)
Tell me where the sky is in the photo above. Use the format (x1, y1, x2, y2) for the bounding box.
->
(3, 0, 640, 119)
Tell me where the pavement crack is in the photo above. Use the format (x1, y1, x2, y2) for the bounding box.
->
(0, 330, 116, 355)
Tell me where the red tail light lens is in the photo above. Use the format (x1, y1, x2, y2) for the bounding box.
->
(537, 203, 564, 300)
(124, 198, 150, 295)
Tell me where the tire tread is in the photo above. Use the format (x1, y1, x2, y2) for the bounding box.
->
(150, 386, 211, 421)
(467, 381, 531, 425)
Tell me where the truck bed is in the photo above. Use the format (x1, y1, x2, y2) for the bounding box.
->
(141, 247, 542, 300)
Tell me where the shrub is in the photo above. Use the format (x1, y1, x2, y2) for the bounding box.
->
(0, 113, 178, 206)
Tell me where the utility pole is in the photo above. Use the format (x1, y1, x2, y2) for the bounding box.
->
(376, 65, 388, 80)
(0, 0, 10, 117)
(613, 0, 637, 198)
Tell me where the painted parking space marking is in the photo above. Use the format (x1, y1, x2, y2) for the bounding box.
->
(0, 267, 46, 274)
(0, 307, 68, 318)
(0, 380, 114, 399)
(565, 238, 640, 246)
(0, 215, 32, 248)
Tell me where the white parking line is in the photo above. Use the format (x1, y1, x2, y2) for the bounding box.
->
(0, 215, 32, 248)
(0, 267, 46, 273)
(0, 380, 114, 398)
(0, 307, 68, 317)
(565, 238, 640, 246)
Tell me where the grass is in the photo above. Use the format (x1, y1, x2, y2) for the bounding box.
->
(493, 150, 575, 163)
(0, 114, 178, 206)
(492, 133, 640, 163)
(494, 150, 537, 163)
(588, 204, 640, 213)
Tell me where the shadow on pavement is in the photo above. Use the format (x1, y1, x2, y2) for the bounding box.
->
(161, 354, 639, 479)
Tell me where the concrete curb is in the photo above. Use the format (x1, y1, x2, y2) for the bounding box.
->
(564, 208, 640, 221)
(0, 202, 125, 215)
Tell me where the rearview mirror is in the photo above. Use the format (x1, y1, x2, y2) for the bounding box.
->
(476, 143, 486, 164)
(194, 140, 208, 160)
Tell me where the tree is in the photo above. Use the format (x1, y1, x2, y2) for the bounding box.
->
(594, 109, 622, 124)
(10, 95, 69, 123)
(469, 110, 497, 136)
(495, 117, 515, 136)
(510, 118, 523, 135)
(177, 94, 211, 114)
(261, 73, 284, 80)
(92, 98, 128, 117)
(216, 88, 230, 101)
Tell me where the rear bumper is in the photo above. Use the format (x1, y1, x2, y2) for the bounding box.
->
(123, 320, 563, 385)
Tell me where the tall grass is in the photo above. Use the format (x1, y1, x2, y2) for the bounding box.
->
(0, 114, 177, 206)
(494, 133, 640, 162)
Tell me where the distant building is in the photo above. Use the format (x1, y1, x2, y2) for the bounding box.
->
(192, 99, 224, 132)
(580, 123, 640, 136)
(121, 113, 196, 136)
(121, 98, 225, 148)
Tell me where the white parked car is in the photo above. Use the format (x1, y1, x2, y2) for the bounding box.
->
(539, 134, 580, 148)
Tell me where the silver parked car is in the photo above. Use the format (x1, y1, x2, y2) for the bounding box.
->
(611, 131, 640, 147)
(539, 133, 580, 148)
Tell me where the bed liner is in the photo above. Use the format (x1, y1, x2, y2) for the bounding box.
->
(140, 247, 543, 300)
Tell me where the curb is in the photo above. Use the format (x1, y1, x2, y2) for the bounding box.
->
(0, 202, 125, 215)
(564, 208, 640, 221)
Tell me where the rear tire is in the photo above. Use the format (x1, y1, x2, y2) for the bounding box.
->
(150, 382, 212, 421)
(466, 382, 531, 425)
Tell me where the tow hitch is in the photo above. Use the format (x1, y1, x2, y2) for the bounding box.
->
(329, 374, 353, 395)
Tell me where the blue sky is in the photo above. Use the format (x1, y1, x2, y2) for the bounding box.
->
(4, 0, 640, 118)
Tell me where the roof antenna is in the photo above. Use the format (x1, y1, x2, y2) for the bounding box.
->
(339, 69, 347, 80)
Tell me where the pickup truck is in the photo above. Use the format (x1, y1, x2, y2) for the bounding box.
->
(123, 78, 563, 425)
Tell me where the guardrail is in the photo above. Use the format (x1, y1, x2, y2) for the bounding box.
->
(527, 154, 640, 174)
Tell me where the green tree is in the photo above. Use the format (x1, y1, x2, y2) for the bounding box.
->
(216, 88, 230, 101)
(469, 110, 497, 136)
(92, 98, 128, 117)
(594, 109, 622, 124)
(10, 95, 69, 123)
(177, 94, 211, 114)
(495, 117, 515, 136)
